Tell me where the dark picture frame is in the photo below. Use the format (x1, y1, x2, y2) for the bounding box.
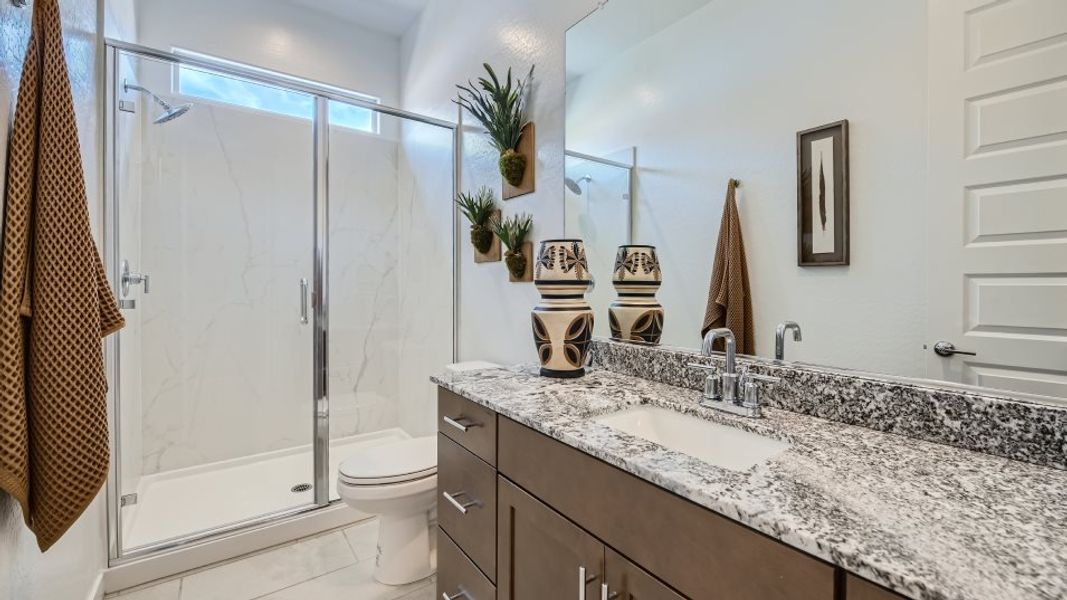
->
(797, 120, 849, 266)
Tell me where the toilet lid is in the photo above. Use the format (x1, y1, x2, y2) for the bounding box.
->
(338, 436, 437, 485)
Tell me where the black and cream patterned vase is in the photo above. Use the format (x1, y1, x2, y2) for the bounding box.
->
(532, 239, 594, 378)
(609, 245, 663, 345)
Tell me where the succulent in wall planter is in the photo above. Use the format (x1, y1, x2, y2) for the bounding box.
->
(492, 213, 534, 280)
(456, 186, 498, 254)
(454, 63, 535, 187)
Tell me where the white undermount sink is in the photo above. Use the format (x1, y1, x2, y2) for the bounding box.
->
(594, 406, 790, 472)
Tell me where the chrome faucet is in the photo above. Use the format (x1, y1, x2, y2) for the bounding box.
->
(688, 327, 780, 418)
(775, 321, 802, 361)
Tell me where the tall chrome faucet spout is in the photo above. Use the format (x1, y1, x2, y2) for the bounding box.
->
(702, 328, 736, 374)
(775, 321, 803, 361)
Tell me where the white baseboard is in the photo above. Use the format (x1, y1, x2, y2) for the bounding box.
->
(86, 571, 105, 600)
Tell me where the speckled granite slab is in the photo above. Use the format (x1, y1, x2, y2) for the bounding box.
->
(431, 365, 1067, 600)
(591, 339, 1067, 471)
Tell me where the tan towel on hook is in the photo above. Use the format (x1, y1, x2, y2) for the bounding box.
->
(0, 0, 125, 551)
(701, 179, 754, 354)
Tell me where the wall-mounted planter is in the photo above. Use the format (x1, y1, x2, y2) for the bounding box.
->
(503, 123, 535, 200)
(508, 241, 534, 282)
(474, 209, 502, 263)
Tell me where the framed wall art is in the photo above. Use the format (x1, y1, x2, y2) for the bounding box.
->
(797, 120, 849, 266)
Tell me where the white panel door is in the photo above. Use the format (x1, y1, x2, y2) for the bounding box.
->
(927, 0, 1067, 403)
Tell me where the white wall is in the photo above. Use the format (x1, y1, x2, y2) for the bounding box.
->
(135, 0, 401, 107)
(566, 0, 929, 377)
(401, 0, 601, 365)
(0, 1, 108, 599)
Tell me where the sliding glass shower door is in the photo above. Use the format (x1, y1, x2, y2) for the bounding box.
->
(108, 49, 318, 554)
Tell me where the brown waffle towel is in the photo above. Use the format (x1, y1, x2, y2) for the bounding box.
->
(701, 179, 754, 354)
(0, 0, 125, 551)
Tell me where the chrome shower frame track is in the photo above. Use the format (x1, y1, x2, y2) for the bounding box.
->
(102, 39, 458, 565)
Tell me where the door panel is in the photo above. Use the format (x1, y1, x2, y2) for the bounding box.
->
(497, 477, 604, 600)
(111, 50, 317, 553)
(926, 0, 1067, 403)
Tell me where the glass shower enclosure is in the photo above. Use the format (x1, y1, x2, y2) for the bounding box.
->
(103, 40, 456, 561)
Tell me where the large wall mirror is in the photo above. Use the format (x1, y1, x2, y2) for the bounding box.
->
(565, 0, 1067, 406)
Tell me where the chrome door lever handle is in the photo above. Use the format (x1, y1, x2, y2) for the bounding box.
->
(933, 341, 977, 357)
(442, 591, 468, 600)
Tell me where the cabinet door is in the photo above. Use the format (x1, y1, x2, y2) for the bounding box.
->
(605, 548, 685, 600)
(498, 477, 604, 600)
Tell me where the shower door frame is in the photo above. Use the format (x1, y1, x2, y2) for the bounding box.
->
(102, 39, 459, 564)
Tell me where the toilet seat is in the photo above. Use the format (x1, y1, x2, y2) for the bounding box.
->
(338, 436, 437, 486)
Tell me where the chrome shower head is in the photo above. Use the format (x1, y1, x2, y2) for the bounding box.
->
(153, 103, 192, 124)
(565, 175, 592, 195)
(124, 79, 192, 125)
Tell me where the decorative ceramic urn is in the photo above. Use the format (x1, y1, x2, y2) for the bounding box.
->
(609, 245, 663, 345)
(532, 239, 594, 378)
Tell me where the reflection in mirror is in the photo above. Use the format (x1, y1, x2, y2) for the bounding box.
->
(564, 150, 634, 340)
(565, 0, 1067, 406)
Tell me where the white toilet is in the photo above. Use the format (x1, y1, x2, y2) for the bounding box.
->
(337, 435, 437, 585)
(336, 361, 499, 585)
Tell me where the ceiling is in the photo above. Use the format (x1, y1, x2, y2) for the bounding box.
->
(567, 0, 714, 80)
(287, 0, 429, 36)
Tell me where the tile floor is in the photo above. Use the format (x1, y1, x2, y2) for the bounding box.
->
(107, 520, 435, 600)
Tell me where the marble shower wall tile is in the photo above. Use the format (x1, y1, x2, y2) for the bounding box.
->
(590, 339, 1067, 470)
(395, 119, 456, 438)
(327, 126, 402, 439)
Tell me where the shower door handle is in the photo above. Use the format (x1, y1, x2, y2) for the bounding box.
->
(299, 278, 309, 324)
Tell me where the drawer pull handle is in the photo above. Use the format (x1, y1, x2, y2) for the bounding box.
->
(442, 591, 468, 600)
(443, 415, 481, 432)
(601, 583, 618, 600)
(579, 566, 598, 600)
(443, 490, 480, 514)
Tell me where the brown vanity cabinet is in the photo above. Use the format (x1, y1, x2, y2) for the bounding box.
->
(436, 386, 906, 600)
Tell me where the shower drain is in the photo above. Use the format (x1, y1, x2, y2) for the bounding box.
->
(290, 483, 313, 493)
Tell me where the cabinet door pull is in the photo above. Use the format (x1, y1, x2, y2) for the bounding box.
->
(443, 415, 481, 432)
(579, 566, 598, 600)
(442, 590, 468, 600)
(442, 490, 479, 514)
(601, 583, 619, 600)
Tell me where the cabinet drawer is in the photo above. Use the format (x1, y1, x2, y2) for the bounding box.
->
(439, 387, 497, 465)
(438, 433, 497, 581)
(498, 417, 836, 600)
(439, 527, 496, 600)
(845, 574, 907, 600)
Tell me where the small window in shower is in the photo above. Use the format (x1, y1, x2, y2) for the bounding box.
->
(173, 49, 380, 133)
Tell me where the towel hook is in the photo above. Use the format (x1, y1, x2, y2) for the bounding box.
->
(12, 0, 28, 7)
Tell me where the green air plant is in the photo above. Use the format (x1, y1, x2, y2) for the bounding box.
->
(491, 213, 534, 279)
(454, 63, 535, 187)
(456, 186, 498, 254)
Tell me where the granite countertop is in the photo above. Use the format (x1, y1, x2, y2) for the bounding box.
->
(430, 365, 1067, 600)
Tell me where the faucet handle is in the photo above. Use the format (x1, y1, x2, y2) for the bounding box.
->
(740, 371, 781, 417)
(685, 363, 722, 402)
